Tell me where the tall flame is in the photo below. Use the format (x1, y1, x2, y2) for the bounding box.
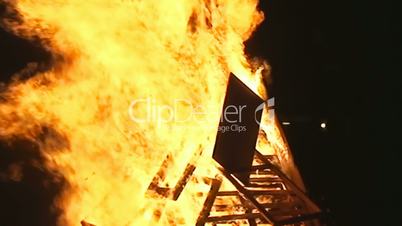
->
(0, 0, 302, 225)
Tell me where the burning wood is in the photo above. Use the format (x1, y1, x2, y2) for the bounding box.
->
(80, 220, 96, 226)
(0, 0, 313, 225)
(143, 73, 322, 225)
(146, 154, 197, 200)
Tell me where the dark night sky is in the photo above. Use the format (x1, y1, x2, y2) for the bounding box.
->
(246, 1, 401, 225)
(1, 1, 401, 226)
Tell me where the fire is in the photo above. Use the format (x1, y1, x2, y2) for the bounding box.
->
(0, 0, 301, 225)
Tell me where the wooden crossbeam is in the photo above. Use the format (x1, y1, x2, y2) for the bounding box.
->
(196, 178, 222, 226)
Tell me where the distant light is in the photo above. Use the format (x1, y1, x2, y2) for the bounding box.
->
(282, 121, 291, 126)
(320, 122, 327, 129)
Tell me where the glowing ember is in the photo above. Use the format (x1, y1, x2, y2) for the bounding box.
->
(0, 0, 302, 225)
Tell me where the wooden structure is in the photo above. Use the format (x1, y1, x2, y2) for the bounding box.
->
(146, 73, 322, 225)
(196, 150, 322, 226)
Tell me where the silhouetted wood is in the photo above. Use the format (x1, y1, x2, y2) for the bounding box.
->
(81, 220, 96, 226)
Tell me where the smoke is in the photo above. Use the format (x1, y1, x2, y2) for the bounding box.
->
(0, 139, 66, 226)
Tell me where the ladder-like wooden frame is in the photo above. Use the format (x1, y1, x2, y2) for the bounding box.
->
(195, 150, 322, 226)
(145, 149, 322, 225)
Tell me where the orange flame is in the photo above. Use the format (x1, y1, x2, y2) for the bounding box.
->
(0, 0, 302, 225)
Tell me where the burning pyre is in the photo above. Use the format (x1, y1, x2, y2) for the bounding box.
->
(0, 0, 303, 225)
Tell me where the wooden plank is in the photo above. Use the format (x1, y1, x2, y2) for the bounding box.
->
(146, 154, 173, 198)
(217, 190, 291, 196)
(213, 200, 302, 211)
(246, 182, 284, 189)
(196, 178, 222, 226)
(249, 177, 283, 183)
(206, 213, 261, 223)
(81, 221, 96, 226)
(212, 73, 264, 184)
(172, 164, 196, 200)
(218, 167, 276, 224)
(239, 197, 258, 226)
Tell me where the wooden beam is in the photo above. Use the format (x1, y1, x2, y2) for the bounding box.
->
(196, 178, 222, 226)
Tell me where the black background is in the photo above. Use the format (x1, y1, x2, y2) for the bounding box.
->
(246, 1, 401, 225)
(1, 1, 401, 226)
